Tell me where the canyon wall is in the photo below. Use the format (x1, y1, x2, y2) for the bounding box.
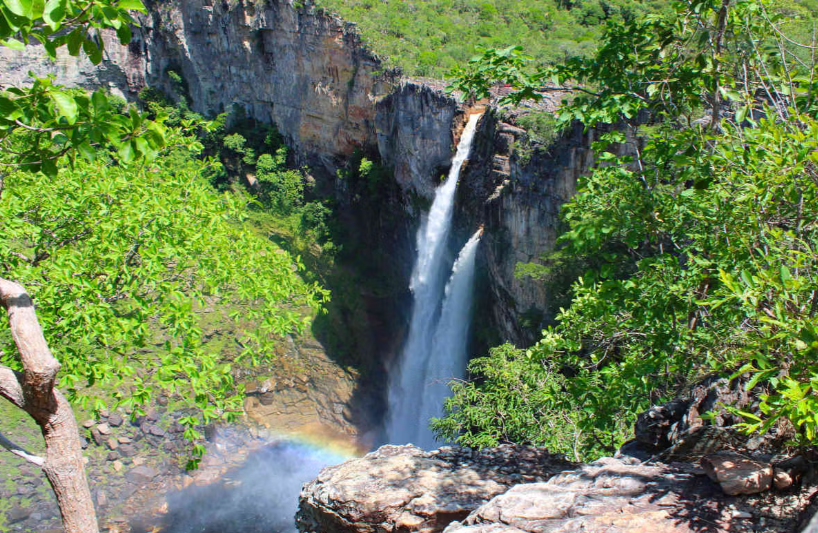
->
(0, 0, 397, 177)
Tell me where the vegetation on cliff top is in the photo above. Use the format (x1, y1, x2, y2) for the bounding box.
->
(315, 0, 673, 77)
(435, 0, 818, 460)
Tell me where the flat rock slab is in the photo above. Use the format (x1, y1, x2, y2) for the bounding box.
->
(297, 444, 575, 533)
(445, 458, 727, 533)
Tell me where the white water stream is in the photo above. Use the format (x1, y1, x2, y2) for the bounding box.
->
(386, 113, 482, 448)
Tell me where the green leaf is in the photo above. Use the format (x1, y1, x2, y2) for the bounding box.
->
(116, 0, 145, 11)
(42, 0, 66, 30)
(0, 94, 16, 116)
(735, 105, 748, 124)
(115, 23, 131, 45)
(117, 140, 135, 163)
(2, 0, 31, 17)
(1, 37, 25, 50)
(66, 27, 82, 56)
(91, 90, 108, 115)
(51, 91, 78, 124)
(83, 37, 102, 64)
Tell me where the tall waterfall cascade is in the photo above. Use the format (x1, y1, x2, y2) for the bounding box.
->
(386, 113, 483, 448)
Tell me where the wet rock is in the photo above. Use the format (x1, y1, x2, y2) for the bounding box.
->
(701, 451, 772, 495)
(297, 444, 574, 533)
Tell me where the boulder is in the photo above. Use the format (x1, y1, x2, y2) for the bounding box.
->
(107, 412, 124, 427)
(296, 444, 575, 533)
(125, 465, 158, 484)
(772, 455, 809, 491)
(701, 451, 773, 495)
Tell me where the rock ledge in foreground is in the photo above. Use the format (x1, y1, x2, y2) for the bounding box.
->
(296, 444, 575, 533)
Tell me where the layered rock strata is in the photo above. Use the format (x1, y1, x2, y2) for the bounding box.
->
(0, 0, 398, 177)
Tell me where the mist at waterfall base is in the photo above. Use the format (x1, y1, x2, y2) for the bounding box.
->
(140, 435, 348, 533)
(386, 113, 483, 450)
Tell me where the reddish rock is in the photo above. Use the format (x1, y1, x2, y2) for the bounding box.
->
(701, 451, 772, 495)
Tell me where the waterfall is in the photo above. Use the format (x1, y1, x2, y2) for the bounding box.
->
(415, 229, 482, 449)
(386, 113, 482, 447)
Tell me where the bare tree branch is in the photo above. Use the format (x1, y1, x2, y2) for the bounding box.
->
(0, 278, 61, 404)
(0, 429, 44, 466)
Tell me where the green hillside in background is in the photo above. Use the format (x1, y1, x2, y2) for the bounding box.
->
(315, 0, 672, 77)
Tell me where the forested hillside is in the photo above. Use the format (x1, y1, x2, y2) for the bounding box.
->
(316, 0, 672, 76)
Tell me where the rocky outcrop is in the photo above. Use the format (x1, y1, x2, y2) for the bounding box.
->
(454, 112, 604, 345)
(702, 452, 773, 496)
(299, 446, 816, 533)
(446, 457, 722, 533)
(375, 83, 460, 200)
(445, 455, 811, 533)
(633, 375, 793, 462)
(296, 444, 575, 533)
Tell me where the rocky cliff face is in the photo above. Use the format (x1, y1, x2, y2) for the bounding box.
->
(0, 0, 398, 177)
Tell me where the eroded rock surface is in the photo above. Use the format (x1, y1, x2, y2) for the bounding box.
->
(446, 458, 727, 533)
(299, 446, 817, 533)
(296, 444, 575, 533)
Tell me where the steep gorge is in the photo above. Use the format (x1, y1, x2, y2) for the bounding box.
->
(0, 0, 596, 442)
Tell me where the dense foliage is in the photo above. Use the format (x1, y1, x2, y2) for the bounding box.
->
(0, 0, 329, 472)
(315, 0, 672, 77)
(435, 0, 818, 459)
